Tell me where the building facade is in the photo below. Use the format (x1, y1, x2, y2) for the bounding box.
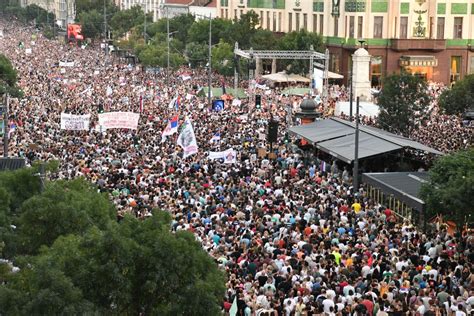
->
(216, 0, 474, 85)
(21, 0, 76, 28)
(115, 0, 216, 22)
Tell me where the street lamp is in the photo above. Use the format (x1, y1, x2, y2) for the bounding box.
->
(352, 39, 366, 192)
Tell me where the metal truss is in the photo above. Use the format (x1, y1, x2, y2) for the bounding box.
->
(233, 42, 330, 101)
(234, 48, 327, 61)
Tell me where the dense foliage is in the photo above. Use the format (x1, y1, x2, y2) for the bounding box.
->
(439, 74, 474, 115)
(0, 166, 225, 314)
(0, 54, 21, 97)
(420, 148, 474, 231)
(377, 72, 431, 136)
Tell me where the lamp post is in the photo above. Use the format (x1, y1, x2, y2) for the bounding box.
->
(352, 39, 365, 193)
(208, 13, 212, 109)
(353, 96, 360, 192)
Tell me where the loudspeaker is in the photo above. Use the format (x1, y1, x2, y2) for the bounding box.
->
(267, 120, 278, 143)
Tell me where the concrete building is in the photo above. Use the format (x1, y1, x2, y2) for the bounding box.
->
(21, 0, 75, 28)
(115, 0, 216, 22)
(216, 0, 474, 85)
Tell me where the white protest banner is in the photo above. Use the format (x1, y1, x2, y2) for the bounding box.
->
(60, 113, 90, 131)
(59, 61, 75, 67)
(25, 48, 32, 54)
(232, 99, 242, 107)
(208, 148, 237, 164)
(177, 117, 198, 158)
(223, 148, 237, 164)
(98, 112, 140, 130)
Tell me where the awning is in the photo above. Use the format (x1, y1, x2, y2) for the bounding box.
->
(327, 71, 344, 79)
(399, 55, 438, 67)
(288, 117, 443, 163)
(362, 172, 429, 212)
(261, 72, 310, 83)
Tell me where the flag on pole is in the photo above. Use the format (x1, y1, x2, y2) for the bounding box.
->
(177, 117, 198, 158)
(175, 95, 181, 111)
(139, 94, 144, 113)
(209, 132, 221, 143)
(229, 297, 238, 316)
(161, 115, 179, 143)
(168, 96, 177, 109)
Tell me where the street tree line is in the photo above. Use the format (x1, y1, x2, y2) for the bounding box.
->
(0, 164, 225, 314)
(75, 3, 324, 75)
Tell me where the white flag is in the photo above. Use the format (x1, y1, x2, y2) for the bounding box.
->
(177, 117, 198, 158)
(106, 86, 113, 96)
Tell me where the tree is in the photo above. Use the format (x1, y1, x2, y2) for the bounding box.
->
(212, 39, 234, 76)
(186, 42, 209, 68)
(75, 0, 117, 16)
(439, 74, 474, 115)
(420, 148, 474, 230)
(0, 54, 21, 97)
(15, 178, 116, 255)
(109, 5, 145, 38)
(0, 168, 225, 314)
(78, 9, 103, 39)
(377, 72, 431, 136)
(277, 30, 324, 74)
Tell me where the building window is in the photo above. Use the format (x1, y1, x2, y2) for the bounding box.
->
(450, 56, 461, 83)
(371, 56, 383, 87)
(226, 9, 228, 19)
(334, 17, 338, 37)
(349, 16, 355, 38)
(429, 17, 434, 39)
(437, 17, 444, 39)
(453, 17, 462, 39)
(295, 13, 300, 31)
(313, 14, 317, 33)
(260, 11, 264, 26)
(278, 12, 282, 32)
(303, 13, 307, 31)
(320, 14, 324, 34)
(470, 56, 474, 74)
(288, 13, 292, 32)
(234, 9, 237, 19)
(267, 11, 270, 30)
(373, 16, 383, 38)
(330, 53, 340, 73)
(273, 12, 277, 31)
(357, 16, 363, 38)
(400, 16, 408, 39)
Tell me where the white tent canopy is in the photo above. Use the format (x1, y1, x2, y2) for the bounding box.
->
(335, 101, 380, 117)
(261, 72, 310, 83)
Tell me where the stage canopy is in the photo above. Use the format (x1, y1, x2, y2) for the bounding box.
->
(288, 117, 443, 163)
(261, 72, 310, 83)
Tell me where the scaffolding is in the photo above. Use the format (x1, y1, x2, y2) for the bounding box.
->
(233, 42, 330, 100)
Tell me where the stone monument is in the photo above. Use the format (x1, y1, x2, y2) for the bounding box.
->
(352, 48, 371, 101)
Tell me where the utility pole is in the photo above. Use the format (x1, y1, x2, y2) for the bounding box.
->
(104, 0, 108, 65)
(353, 96, 360, 193)
(143, 0, 147, 43)
(3, 94, 9, 158)
(309, 45, 314, 95)
(349, 62, 353, 120)
(167, 8, 170, 90)
(208, 13, 212, 109)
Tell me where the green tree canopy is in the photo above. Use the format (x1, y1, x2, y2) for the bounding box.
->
(377, 72, 431, 136)
(420, 148, 474, 230)
(212, 39, 234, 76)
(277, 30, 324, 74)
(0, 54, 21, 97)
(110, 5, 145, 38)
(78, 9, 103, 39)
(0, 167, 225, 314)
(439, 74, 474, 115)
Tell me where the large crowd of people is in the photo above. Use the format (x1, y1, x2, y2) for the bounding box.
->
(0, 19, 473, 316)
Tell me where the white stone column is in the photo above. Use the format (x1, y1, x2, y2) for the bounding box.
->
(271, 59, 277, 73)
(352, 48, 372, 102)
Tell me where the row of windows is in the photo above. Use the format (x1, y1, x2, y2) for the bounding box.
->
(220, 9, 465, 40)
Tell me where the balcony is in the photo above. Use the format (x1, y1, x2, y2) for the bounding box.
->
(391, 39, 446, 52)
